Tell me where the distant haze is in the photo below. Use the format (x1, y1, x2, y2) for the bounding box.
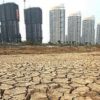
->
(0, 0, 100, 43)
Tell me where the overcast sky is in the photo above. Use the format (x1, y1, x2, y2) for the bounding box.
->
(0, 0, 100, 43)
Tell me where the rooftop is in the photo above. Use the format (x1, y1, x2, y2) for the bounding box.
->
(51, 4, 65, 10)
(69, 12, 81, 16)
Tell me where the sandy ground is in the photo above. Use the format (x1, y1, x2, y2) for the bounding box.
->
(0, 52, 100, 100)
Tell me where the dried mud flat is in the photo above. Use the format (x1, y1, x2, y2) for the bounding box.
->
(0, 52, 100, 100)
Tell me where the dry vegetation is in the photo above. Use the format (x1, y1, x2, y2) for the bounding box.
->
(0, 45, 100, 55)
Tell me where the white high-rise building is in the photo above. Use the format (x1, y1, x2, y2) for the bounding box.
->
(0, 22, 1, 34)
(96, 24, 100, 44)
(82, 16, 95, 45)
(67, 12, 81, 45)
(49, 5, 65, 43)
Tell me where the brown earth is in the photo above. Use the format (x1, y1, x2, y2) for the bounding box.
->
(0, 50, 100, 100)
(0, 46, 100, 100)
(0, 45, 100, 55)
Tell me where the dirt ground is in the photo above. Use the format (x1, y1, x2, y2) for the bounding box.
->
(0, 45, 100, 55)
(0, 46, 100, 100)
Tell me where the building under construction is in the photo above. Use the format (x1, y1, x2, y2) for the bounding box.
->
(24, 7, 42, 43)
(0, 3, 21, 43)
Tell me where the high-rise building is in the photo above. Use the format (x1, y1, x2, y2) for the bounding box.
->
(67, 12, 81, 45)
(0, 3, 21, 43)
(96, 24, 100, 44)
(49, 5, 65, 43)
(24, 7, 42, 43)
(82, 16, 95, 45)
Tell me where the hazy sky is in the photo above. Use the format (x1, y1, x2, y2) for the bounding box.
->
(0, 0, 100, 43)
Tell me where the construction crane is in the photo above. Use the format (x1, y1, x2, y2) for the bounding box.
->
(3, 0, 5, 4)
(23, 0, 26, 9)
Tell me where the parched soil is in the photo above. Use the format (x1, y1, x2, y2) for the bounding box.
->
(0, 52, 100, 100)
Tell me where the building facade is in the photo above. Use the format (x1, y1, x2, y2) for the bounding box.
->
(82, 17, 95, 45)
(0, 3, 21, 43)
(49, 5, 65, 44)
(96, 24, 100, 44)
(24, 7, 42, 43)
(67, 13, 81, 45)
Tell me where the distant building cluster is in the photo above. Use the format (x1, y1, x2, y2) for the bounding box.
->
(0, 3, 100, 45)
(66, 14, 95, 45)
(49, 5, 100, 45)
(0, 2, 42, 44)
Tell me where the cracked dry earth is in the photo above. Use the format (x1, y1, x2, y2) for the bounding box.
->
(0, 52, 100, 100)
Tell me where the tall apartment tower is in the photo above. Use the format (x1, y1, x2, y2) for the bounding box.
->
(96, 24, 100, 44)
(0, 3, 21, 43)
(67, 12, 81, 45)
(50, 5, 65, 43)
(24, 7, 42, 43)
(82, 17, 95, 45)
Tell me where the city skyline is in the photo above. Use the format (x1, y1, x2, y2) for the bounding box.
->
(0, 0, 100, 43)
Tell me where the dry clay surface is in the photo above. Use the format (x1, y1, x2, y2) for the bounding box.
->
(0, 52, 100, 100)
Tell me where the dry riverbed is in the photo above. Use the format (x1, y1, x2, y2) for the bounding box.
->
(0, 52, 100, 100)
